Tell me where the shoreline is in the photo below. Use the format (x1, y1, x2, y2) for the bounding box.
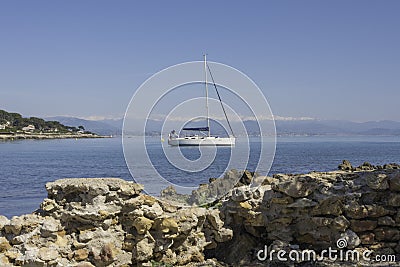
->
(0, 133, 112, 141)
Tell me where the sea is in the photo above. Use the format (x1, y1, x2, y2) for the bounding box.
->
(0, 135, 399, 218)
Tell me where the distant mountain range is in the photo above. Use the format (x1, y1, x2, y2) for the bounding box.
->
(46, 117, 122, 136)
(47, 116, 400, 137)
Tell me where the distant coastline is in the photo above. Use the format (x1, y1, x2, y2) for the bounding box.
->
(0, 132, 111, 141)
(0, 109, 111, 140)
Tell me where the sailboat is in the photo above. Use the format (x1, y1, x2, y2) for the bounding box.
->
(168, 55, 235, 146)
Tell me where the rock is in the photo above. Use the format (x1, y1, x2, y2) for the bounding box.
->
(359, 232, 375, 245)
(207, 209, 224, 229)
(0, 215, 9, 231)
(40, 198, 58, 212)
(273, 175, 317, 198)
(38, 247, 59, 261)
(99, 243, 116, 262)
(374, 227, 400, 241)
(4, 216, 23, 235)
(365, 204, 390, 217)
(339, 229, 360, 249)
(389, 172, 400, 191)
(41, 216, 61, 237)
(365, 173, 389, 190)
(4, 248, 21, 261)
(76, 262, 96, 267)
(214, 227, 233, 243)
(378, 216, 396, 226)
(79, 230, 95, 243)
(0, 237, 11, 252)
(357, 162, 376, 171)
(17, 248, 45, 266)
(312, 196, 343, 216)
(0, 253, 9, 265)
(119, 182, 143, 196)
(74, 248, 89, 261)
(287, 198, 317, 208)
(153, 217, 179, 234)
(231, 186, 253, 202)
(338, 160, 353, 171)
(1, 169, 400, 267)
(331, 215, 350, 231)
(388, 193, 400, 206)
(350, 220, 377, 232)
(383, 163, 400, 169)
(239, 201, 252, 209)
(55, 233, 69, 247)
(345, 202, 368, 219)
(237, 170, 253, 186)
(142, 202, 163, 219)
(133, 237, 154, 262)
(133, 216, 154, 234)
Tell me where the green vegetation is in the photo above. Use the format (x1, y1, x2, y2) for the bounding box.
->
(0, 109, 90, 134)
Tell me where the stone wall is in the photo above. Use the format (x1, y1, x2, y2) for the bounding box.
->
(0, 164, 399, 266)
(0, 178, 233, 266)
(209, 167, 400, 265)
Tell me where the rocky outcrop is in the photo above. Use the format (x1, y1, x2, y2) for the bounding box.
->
(338, 160, 400, 171)
(1, 163, 400, 266)
(0, 178, 231, 266)
(208, 166, 400, 266)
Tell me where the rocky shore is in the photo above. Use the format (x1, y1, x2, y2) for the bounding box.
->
(0, 133, 110, 141)
(1, 162, 400, 266)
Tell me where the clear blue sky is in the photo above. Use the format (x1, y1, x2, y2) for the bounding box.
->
(1, 1, 399, 121)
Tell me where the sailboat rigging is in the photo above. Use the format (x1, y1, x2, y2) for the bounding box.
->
(168, 55, 235, 146)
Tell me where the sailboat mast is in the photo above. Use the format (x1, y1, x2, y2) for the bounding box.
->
(204, 54, 210, 137)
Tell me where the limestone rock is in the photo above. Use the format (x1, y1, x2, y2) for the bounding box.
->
(133, 216, 154, 234)
(365, 173, 389, 190)
(142, 202, 163, 219)
(339, 229, 360, 249)
(4, 216, 23, 235)
(331, 215, 350, 231)
(76, 262, 96, 267)
(345, 202, 368, 219)
(389, 172, 400, 191)
(287, 197, 317, 208)
(153, 217, 178, 234)
(374, 227, 400, 241)
(231, 186, 253, 202)
(0, 236, 11, 252)
(1, 169, 400, 267)
(40, 198, 58, 212)
(378, 216, 396, 226)
(338, 160, 353, 171)
(0, 216, 9, 231)
(359, 232, 375, 245)
(207, 209, 224, 230)
(133, 237, 155, 262)
(350, 220, 377, 232)
(74, 248, 89, 261)
(273, 175, 317, 198)
(38, 247, 59, 261)
(388, 193, 400, 206)
(41, 216, 61, 237)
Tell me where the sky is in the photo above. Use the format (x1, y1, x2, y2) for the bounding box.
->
(0, 1, 399, 122)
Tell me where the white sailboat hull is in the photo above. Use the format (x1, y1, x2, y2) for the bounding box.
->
(168, 136, 235, 146)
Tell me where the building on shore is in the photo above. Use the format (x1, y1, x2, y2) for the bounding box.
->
(22, 125, 35, 132)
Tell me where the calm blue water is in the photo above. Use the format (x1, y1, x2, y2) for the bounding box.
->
(0, 136, 399, 218)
